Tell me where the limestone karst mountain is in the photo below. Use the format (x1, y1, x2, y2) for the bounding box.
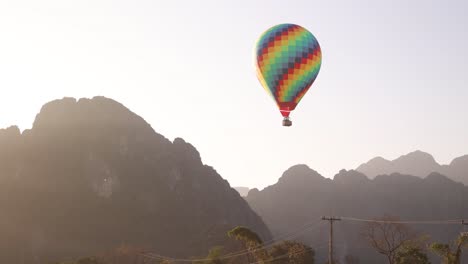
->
(357, 150, 468, 185)
(246, 165, 468, 264)
(0, 97, 271, 264)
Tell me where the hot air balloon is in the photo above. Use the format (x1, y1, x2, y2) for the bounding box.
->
(255, 24, 322, 126)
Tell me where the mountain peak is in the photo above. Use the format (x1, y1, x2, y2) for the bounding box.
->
(333, 169, 369, 184)
(246, 164, 468, 264)
(395, 150, 436, 163)
(356, 156, 392, 178)
(278, 164, 324, 184)
(450, 155, 468, 166)
(357, 150, 440, 179)
(32, 96, 148, 129)
(356, 150, 468, 185)
(0, 125, 20, 138)
(0, 97, 272, 262)
(424, 172, 456, 185)
(368, 156, 389, 163)
(445, 155, 468, 184)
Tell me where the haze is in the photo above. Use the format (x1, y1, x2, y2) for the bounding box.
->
(1, 0, 467, 188)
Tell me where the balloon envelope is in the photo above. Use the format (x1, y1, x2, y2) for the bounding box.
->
(255, 24, 322, 118)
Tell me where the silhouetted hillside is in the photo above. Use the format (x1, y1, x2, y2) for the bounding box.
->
(246, 165, 468, 264)
(357, 150, 468, 185)
(0, 97, 271, 264)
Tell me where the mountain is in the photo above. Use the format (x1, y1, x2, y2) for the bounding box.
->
(356, 150, 468, 185)
(233, 187, 250, 197)
(246, 165, 468, 264)
(443, 155, 468, 185)
(0, 97, 271, 264)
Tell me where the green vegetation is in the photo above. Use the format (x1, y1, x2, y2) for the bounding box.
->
(52, 221, 468, 264)
(227, 226, 268, 262)
(430, 233, 468, 264)
(269, 240, 314, 264)
(193, 246, 225, 264)
(225, 226, 314, 264)
(395, 244, 430, 264)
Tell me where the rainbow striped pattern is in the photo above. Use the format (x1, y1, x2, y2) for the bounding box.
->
(255, 24, 321, 117)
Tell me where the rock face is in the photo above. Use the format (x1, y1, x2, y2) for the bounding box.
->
(0, 97, 271, 263)
(246, 165, 468, 264)
(356, 150, 468, 185)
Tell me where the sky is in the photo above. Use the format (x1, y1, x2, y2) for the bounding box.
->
(1, 0, 467, 189)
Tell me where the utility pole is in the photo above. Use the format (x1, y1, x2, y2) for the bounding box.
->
(322, 216, 341, 264)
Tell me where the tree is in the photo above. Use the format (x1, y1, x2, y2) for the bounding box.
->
(193, 246, 226, 264)
(227, 226, 263, 246)
(431, 233, 468, 264)
(362, 216, 415, 264)
(227, 226, 268, 263)
(395, 244, 430, 264)
(268, 240, 315, 264)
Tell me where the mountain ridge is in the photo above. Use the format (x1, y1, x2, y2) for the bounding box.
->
(357, 150, 468, 185)
(246, 165, 468, 264)
(0, 96, 271, 263)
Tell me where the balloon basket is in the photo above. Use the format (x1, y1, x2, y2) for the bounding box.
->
(282, 117, 292, 127)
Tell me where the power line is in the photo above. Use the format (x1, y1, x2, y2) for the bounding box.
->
(249, 246, 315, 264)
(340, 216, 465, 225)
(140, 216, 468, 263)
(141, 221, 325, 263)
(221, 220, 323, 258)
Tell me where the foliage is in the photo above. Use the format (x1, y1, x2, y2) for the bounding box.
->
(227, 226, 263, 246)
(227, 226, 268, 263)
(227, 226, 317, 264)
(430, 233, 468, 264)
(268, 240, 314, 264)
(193, 246, 226, 264)
(394, 244, 430, 264)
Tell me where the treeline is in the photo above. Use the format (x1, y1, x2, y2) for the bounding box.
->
(360, 216, 467, 264)
(55, 216, 468, 264)
(53, 226, 313, 264)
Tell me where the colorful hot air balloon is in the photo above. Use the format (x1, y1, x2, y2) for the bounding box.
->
(255, 24, 322, 126)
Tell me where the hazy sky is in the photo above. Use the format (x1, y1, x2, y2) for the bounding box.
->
(1, 0, 467, 189)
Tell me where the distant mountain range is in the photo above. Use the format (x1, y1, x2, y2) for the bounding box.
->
(0, 97, 271, 264)
(246, 165, 468, 264)
(356, 150, 468, 185)
(2, 96, 467, 264)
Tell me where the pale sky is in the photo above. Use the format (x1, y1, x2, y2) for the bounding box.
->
(1, 0, 467, 189)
